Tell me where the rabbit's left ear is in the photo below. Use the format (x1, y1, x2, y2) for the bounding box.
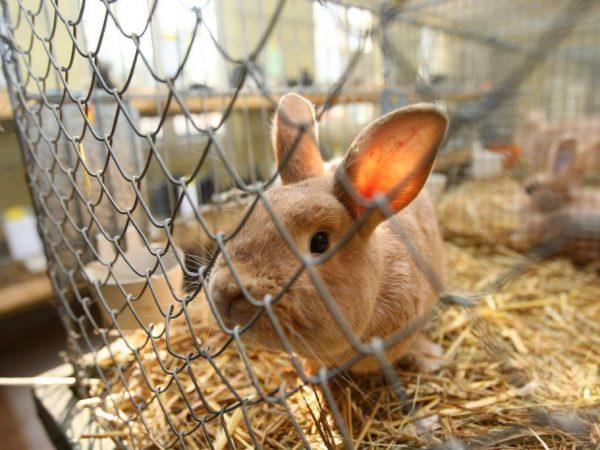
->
(334, 104, 447, 231)
(272, 93, 324, 184)
(549, 135, 577, 177)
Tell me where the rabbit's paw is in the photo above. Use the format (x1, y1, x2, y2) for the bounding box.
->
(409, 333, 446, 373)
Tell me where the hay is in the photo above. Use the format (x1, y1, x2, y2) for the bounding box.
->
(436, 176, 526, 246)
(84, 242, 600, 449)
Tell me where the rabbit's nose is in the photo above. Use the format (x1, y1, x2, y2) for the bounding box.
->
(211, 286, 244, 322)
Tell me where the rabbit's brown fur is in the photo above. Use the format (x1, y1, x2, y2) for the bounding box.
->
(514, 136, 600, 263)
(208, 94, 448, 372)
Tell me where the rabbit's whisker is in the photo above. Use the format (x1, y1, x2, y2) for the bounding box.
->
(284, 322, 378, 406)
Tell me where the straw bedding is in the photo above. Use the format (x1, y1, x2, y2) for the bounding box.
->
(436, 176, 526, 247)
(83, 238, 600, 449)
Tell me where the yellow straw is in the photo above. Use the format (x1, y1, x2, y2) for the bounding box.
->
(78, 142, 93, 197)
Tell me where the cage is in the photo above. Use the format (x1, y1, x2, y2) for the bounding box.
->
(0, 0, 598, 448)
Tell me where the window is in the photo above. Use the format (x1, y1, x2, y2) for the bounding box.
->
(172, 113, 222, 137)
(82, 0, 222, 90)
(313, 3, 373, 85)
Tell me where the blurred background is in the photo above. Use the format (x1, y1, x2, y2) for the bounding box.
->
(0, 0, 598, 448)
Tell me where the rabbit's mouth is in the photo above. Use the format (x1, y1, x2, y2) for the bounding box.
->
(212, 289, 261, 328)
(225, 294, 254, 324)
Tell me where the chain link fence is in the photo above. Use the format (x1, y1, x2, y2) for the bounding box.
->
(0, 0, 599, 448)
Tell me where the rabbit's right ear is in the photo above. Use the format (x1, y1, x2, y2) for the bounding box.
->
(333, 104, 447, 233)
(549, 135, 577, 177)
(272, 93, 324, 184)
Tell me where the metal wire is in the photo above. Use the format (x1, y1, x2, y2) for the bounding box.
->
(0, 0, 598, 448)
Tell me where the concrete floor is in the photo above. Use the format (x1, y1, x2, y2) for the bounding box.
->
(0, 304, 66, 450)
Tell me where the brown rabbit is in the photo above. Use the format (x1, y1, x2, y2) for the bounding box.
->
(517, 110, 600, 174)
(523, 134, 581, 213)
(208, 93, 448, 372)
(514, 136, 600, 263)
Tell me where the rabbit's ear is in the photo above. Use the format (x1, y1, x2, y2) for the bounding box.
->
(272, 93, 324, 184)
(549, 135, 577, 177)
(334, 104, 447, 231)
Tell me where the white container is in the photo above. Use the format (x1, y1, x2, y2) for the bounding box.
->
(425, 172, 447, 202)
(471, 141, 505, 180)
(2, 206, 47, 273)
(179, 181, 200, 218)
(84, 232, 184, 330)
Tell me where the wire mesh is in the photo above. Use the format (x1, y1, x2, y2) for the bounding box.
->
(0, 0, 598, 448)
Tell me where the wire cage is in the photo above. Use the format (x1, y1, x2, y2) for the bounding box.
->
(0, 0, 599, 448)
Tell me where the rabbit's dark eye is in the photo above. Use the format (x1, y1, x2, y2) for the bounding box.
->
(525, 182, 539, 195)
(310, 231, 329, 254)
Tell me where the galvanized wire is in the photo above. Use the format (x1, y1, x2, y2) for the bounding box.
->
(0, 0, 597, 448)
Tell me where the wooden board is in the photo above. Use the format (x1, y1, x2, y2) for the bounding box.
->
(124, 89, 485, 117)
(33, 364, 116, 450)
(434, 147, 471, 172)
(0, 273, 54, 317)
(125, 89, 380, 117)
(0, 88, 486, 120)
(0, 92, 12, 121)
(0, 90, 379, 120)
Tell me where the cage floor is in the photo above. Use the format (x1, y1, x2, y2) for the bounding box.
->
(85, 241, 599, 449)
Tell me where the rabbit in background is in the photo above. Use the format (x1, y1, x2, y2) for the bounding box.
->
(517, 109, 600, 176)
(512, 134, 600, 264)
(207, 93, 449, 373)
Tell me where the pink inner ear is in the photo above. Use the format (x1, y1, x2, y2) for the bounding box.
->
(273, 93, 324, 184)
(336, 105, 447, 220)
(552, 139, 576, 176)
(355, 128, 421, 199)
(350, 124, 437, 212)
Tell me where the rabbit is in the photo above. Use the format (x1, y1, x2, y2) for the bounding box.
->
(207, 93, 448, 373)
(513, 136, 600, 263)
(517, 110, 555, 171)
(523, 134, 581, 213)
(517, 110, 600, 175)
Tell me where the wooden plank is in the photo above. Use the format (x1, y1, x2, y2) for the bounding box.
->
(127, 89, 381, 117)
(0, 90, 379, 120)
(0, 88, 486, 120)
(128, 89, 485, 117)
(0, 92, 12, 121)
(0, 273, 54, 316)
(33, 364, 117, 450)
(434, 147, 471, 172)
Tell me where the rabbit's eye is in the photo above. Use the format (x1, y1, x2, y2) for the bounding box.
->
(525, 183, 539, 195)
(310, 231, 329, 254)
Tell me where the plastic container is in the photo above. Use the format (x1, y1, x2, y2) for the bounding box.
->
(84, 231, 184, 330)
(2, 206, 47, 273)
(425, 172, 447, 202)
(471, 141, 506, 179)
(179, 181, 200, 218)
